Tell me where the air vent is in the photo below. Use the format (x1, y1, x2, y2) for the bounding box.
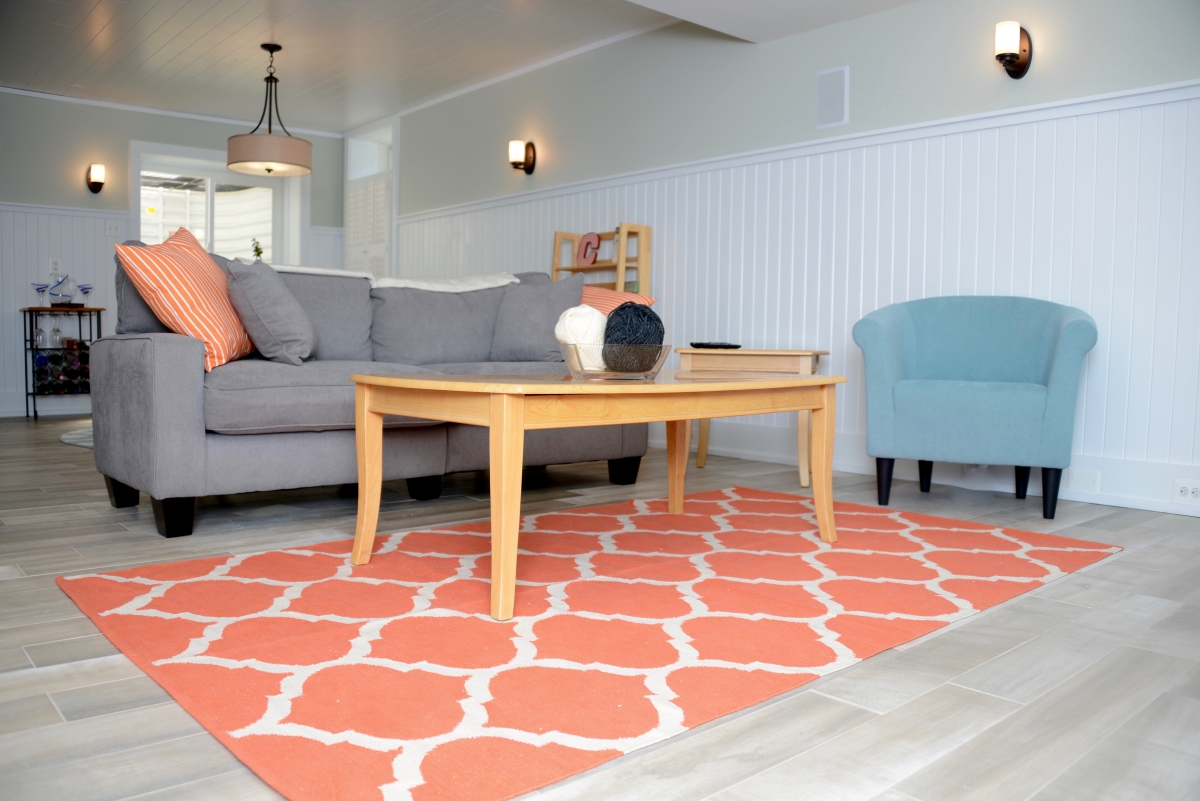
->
(816, 66, 849, 129)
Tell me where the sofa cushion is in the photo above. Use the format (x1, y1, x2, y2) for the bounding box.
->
(893, 379, 1047, 465)
(279, 272, 374, 361)
(424, 362, 570, 376)
(371, 285, 507, 365)
(204, 359, 439, 434)
(489, 273, 584, 362)
(226, 261, 318, 365)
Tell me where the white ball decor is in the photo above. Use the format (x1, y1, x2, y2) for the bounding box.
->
(554, 304, 608, 370)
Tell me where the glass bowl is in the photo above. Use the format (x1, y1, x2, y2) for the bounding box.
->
(559, 343, 671, 380)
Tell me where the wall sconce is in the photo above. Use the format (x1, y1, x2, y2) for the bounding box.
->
(509, 140, 535, 174)
(995, 21, 1032, 79)
(86, 163, 105, 193)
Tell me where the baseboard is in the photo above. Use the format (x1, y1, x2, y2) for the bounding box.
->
(649, 420, 1200, 519)
(0, 391, 91, 418)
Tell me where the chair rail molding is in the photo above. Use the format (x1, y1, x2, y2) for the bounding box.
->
(394, 79, 1200, 515)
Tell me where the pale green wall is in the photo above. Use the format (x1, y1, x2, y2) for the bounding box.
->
(0, 92, 343, 227)
(400, 0, 1200, 214)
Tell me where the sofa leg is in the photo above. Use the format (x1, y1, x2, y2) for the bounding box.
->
(104, 476, 140, 508)
(1015, 466, 1031, 499)
(876, 458, 895, 506)
(151, 497, 195, 538)
(608, 456, 642, 486)
(337, 483, 358, 499)
(918, 460, 933, 493)
(1042, 468, 1063, 519)
(407, 475, 443, 501)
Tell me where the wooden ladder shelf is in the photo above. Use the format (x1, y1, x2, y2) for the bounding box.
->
(551, 223, 651, 295)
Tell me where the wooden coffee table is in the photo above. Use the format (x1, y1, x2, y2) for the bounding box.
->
(349, 371, 846, 620)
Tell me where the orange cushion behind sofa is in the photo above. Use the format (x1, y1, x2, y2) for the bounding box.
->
(580, 284, 656, 315)
(115, 229, 253, 371)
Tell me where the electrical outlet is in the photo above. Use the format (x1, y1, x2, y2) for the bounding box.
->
(1065, 468, 1101, 494)
(1172, 479, 1200, 506)
(49, 258, 61, 272)
(105, 219, 122, 237)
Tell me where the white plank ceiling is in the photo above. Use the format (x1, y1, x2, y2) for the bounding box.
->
(623, 0, 923, 44)
(0, 0, 670, 132)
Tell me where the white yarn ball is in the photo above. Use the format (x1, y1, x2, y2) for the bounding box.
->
(555, 304, 607, 370)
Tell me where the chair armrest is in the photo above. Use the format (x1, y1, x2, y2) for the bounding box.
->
(1040, 309, 1098, 467)
(852, 308, 914, 457)
(91, 333, 207, 499)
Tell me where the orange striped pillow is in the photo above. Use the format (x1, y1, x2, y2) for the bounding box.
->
(115, 229, 253, 371)
(580, 284, 656, 316)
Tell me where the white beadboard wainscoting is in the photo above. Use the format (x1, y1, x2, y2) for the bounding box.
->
(309, 226, 344, 270)
(395, 81, 1200, 516)
(0, 204, 344, 418)
(0, 202, 128, 418)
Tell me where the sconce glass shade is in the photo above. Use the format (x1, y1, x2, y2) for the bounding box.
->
(994, 21, 1032, 79)
(227, 133, 312, 176)
(995, 21, 1021, 56)
(86, 163, 105, 193)
(508, 140, 535, 174)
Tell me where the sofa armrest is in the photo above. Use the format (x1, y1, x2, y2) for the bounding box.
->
(91, 333, 207, 499)
(852, 308, 914, 457)
(1040, 309, 1099, 467)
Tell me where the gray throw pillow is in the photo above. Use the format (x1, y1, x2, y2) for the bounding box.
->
(489, 273, 584, 362)
(371, 285, 507, 365)
(226, 260, 318, 365)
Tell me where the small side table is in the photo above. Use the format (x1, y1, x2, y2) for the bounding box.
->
(676, 348, 828, 487)
(22, 306, 105, 419)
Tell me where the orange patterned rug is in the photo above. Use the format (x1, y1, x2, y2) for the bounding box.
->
(58, 488, 1118, 801)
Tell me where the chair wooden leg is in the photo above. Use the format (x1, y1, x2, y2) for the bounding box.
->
(1015, 466, 1031, 499)
(876, 458, 895, 506)
(1042, 468, 1063, 519)
(918, 460, 933, 493)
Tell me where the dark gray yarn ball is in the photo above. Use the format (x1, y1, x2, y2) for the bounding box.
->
(603, 302, 665, 372)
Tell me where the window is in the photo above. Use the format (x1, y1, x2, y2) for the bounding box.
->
(214, 185, 274, 261)
(141, 173, 207, 246)
(139, 164, 279, 261)
(344, 132, 392, 276)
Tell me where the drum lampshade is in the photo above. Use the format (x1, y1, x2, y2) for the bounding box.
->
(227, 133, 312, 176)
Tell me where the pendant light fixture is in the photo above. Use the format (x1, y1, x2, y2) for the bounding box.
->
(227, 44, 312, 177)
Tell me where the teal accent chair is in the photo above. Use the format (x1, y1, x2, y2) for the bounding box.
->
(851, 296, 1097, 519)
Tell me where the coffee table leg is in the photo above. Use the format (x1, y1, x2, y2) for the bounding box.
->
(797, 410, 812, 488)
(666, 419, 691, 514)
(489, 393, 525, 621)
(351, 385, 385, 565)
(696, 419, 711, 468)
(810, 384, 838, 543)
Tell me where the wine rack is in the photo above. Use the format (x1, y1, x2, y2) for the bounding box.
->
(22, 307, 104, 420)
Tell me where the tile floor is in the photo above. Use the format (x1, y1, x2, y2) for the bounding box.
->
(1, 415, 1198, 800)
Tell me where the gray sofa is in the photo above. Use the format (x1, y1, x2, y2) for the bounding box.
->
(91, 260, 647, 537)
